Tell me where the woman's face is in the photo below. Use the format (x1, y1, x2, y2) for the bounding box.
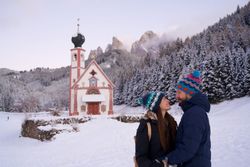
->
(160, 96, 170, 111)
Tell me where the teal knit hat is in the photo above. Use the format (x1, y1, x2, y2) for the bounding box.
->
(137, 91, 165, 113)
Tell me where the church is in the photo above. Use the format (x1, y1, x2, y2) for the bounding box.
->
(69, 25, 114, 116)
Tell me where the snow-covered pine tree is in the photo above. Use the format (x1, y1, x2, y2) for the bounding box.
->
(142, 68, 152, 93)
(122, 78, 130, 105)
(209, 55, 225, 103)
(149, 62, 162, 91)
(231, 44, 246, 98)
(167, 80, 177, 105)
(244, 51, 250, 95)
(129, 69, 144, 107)
(114, 73, 124, 105)
(202, 56, 219, 103)
(0, 79, 15, 112)
(153, 61, 171, 93)
(158, 69, 171, 93)
(218, 48, 235, 100)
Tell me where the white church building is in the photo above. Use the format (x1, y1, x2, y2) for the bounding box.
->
(69, 26, 114, 116)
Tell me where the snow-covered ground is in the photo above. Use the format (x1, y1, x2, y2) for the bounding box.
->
(1, 96, 250, 167)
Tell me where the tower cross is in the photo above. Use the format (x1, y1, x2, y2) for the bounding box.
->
(77, 18, 80, 34)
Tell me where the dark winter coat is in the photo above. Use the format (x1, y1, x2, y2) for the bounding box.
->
(135, 115, 176, 167)
(167, 92, 211, 167)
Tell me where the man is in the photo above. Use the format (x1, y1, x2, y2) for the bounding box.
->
(163, 70, 211, 167)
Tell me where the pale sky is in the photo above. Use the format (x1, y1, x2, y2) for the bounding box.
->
(0, 0, 249, 71)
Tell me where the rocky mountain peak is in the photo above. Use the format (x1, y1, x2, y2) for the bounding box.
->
(138, 31, 159, 44)
(105, 37, 125, 52)
(111, 37, 124, 50)
(131, 31, 159, 56)
(88, 46, 103, 59)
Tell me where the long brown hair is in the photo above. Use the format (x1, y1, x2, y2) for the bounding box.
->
(156, 110, 177, 153)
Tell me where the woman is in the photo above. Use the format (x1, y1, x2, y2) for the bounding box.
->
(136, 91, 177, 167)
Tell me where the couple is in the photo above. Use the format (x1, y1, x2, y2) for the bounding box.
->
(136, 70, 211, 167)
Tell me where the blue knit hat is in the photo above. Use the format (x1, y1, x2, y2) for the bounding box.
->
(177, 70, 202, 96)
(137, 91, 165, 113)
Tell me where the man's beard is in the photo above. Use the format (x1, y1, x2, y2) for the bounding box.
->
(177, 95, 189, 103)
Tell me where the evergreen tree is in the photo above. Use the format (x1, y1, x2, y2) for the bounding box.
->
(231, 45, 245, 97)
(130, 70, 144, 107)
(244, 52, 250, 95)
(122, 79, 130, 105)
(202, 56, 222, 103)
(114, 73, 124, 105)
(217, 49, 235, 100)
(167, 80, 177, 105)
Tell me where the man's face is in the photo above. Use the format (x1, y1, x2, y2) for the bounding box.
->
(176, 90, 189, 102)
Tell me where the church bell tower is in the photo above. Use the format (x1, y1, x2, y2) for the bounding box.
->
(69, 19, 85, 116)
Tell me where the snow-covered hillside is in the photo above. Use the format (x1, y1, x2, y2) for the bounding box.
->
(1, 97, 250, 167)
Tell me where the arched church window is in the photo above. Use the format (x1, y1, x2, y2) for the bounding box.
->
(89, 77, 97, 87)
(73, 54, 77, 61)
